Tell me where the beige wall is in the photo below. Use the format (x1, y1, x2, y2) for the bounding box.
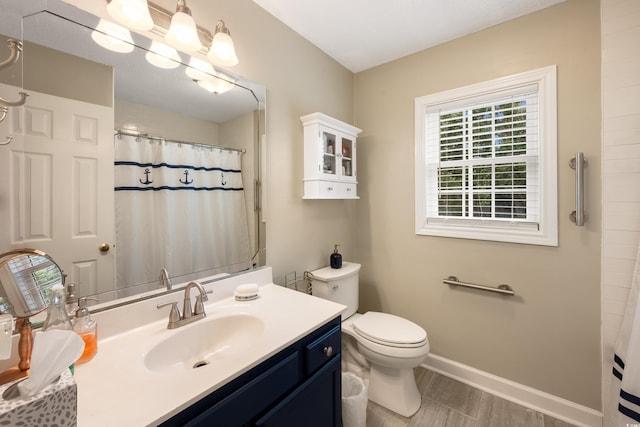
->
(0, 37, 113, 106)
(353, 0, 601, 409)
(115, 99, 220, 143)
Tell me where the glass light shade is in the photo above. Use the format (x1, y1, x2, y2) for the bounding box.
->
(145, 41, 181, 69)
(185, 56, 216, 81)
(165, 11, 202, 52)
(207, 32, 238, 67)
(106, 0, 154, 31)
(197, 75, 234, 94)
(91, 19, 134, 53)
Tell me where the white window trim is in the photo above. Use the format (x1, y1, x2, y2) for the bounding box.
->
(415, 65, 557, 246)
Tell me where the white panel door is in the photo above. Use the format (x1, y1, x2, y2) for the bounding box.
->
(0, 83, 115, 297)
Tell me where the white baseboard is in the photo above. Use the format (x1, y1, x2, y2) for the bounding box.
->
(422, 354, 603, 427)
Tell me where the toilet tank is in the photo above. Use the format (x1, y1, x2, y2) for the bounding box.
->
(310, 262, 361, 319)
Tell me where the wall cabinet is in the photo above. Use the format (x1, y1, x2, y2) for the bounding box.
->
(160, 316, 342, 427)
(301, 112, 362, 199)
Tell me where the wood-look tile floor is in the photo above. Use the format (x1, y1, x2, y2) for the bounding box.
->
(364, 368, 577, 427)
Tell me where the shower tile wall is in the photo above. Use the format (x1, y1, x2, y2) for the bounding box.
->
(601, 0, 640, 419)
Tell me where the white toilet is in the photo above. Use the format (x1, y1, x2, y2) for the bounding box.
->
(310, 262, 430, 417)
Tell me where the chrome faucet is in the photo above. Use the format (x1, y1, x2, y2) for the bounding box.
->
(156, 281, 212, 329)
(159, 268, 172, 290)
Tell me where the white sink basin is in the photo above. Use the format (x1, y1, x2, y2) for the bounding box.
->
(144, 313, 265, 373)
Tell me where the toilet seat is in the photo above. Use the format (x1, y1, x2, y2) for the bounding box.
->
(353, 312, 427, 348)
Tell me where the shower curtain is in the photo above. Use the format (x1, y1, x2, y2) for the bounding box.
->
(610, 241, 640, 425)
(114, 134, 251, 288)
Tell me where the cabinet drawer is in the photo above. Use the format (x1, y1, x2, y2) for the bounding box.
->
(340, 182, 357, 198)
(304, 325, 341, 375)
(303, 180, 358, 199)
(303, 180, 339, 198)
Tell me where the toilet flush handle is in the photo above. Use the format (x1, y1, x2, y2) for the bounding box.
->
(332, 285, 339, 292)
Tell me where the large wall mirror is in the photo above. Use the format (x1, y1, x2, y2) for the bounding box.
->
(0, 0, 266, 309)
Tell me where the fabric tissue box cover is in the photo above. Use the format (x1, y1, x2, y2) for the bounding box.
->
(0, 368, 76, 426)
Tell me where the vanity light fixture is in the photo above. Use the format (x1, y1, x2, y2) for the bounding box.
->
(185, 56, 216, 81)
(165, 0, 202, 52)
(207, 20, 238, 67)
(106, 0, 154, 31)
(145, 40, 181, 69)
(91, 19, 135, 53)
(104, 0, 239, 67)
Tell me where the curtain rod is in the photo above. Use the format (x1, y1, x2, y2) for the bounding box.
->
(114, 130, 246, 154)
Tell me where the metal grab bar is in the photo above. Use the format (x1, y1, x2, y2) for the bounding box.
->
(443, 276, 515, 296)
(569, 152, 587, 226)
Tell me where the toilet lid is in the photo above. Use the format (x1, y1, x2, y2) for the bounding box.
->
(353, 312, 427, 348)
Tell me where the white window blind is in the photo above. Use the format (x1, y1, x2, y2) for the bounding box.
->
(427, 90, 539, 224)
(415, 66, 557, 246)
(8, 255, 58, 312)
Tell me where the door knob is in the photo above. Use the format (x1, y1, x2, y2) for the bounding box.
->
(98, 243, 110, 252)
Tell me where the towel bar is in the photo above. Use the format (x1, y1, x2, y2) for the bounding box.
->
(443, 276, 515, 296)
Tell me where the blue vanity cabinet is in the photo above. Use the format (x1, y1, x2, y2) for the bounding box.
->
(160, 316, 342, 427)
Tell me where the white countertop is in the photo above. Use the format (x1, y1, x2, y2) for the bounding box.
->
(72, 268, 345, 426)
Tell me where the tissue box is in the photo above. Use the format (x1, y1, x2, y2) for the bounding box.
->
(0, 369, 76, 426)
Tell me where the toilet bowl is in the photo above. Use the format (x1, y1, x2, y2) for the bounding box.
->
(310, 262, 430, 417)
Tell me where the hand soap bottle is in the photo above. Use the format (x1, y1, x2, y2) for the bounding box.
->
(73, 297, 98, 364)
(330, 244, 342, 269)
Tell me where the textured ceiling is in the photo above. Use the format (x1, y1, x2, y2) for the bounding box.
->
(251, 0, 568, 72)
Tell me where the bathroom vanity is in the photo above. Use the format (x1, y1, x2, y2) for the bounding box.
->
(71, 267, 346, 426)
(162, 316, 341, 426)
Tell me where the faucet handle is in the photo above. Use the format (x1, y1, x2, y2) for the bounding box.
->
(157, 302, 181, 326)
(194, 291, 213, 316)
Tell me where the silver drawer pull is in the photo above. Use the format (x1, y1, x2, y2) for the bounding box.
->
(323, 346, 333, 357)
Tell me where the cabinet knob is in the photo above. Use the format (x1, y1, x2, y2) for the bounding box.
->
(324, 346, 333, 357)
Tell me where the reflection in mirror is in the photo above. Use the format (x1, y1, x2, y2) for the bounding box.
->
(0, 248, 63, 379)
(0, 249, 61, 318)
(0, 0, 266, 310)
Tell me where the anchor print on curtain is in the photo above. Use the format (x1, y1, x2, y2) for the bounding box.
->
(113, 134, 251, 290)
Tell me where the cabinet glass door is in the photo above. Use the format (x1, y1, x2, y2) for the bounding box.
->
(341, 137, 354, 178)
(322, 131, 336, 175)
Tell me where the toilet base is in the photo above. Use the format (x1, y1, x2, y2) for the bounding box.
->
(368, 364, 421, 417)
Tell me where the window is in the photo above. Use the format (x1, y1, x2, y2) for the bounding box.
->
(415, 66, 557, 246)
(8, 255, 59, 312)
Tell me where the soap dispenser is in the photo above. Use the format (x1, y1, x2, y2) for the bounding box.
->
(65, 282, 78, 319)
(73, 297, 98, 364)
(330, 244, 342, 269)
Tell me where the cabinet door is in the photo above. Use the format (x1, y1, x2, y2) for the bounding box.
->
(339, 135, 356, 182)
(255, 356, 342, 427)
(320, 130, 338, 178)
